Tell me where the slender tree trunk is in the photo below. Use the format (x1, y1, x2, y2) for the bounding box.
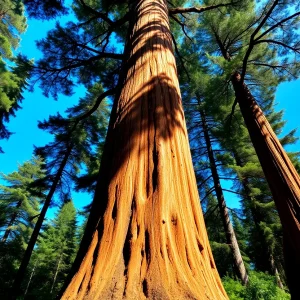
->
(24, 261, 37, 296)
(11, 145, 73, 299)
(231, 72, 300, 298)
(50, 253, 63, 294)
(200, 108, 248, 285)
(1, 199, 22, 243)
(61, 1, 227, 299)
(269, 253, 284, 289)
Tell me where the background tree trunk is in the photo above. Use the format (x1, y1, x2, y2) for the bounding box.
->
(200, 109, 248, 285)
(11, 144, 73, 298)
(232, 72, 300, 299)
(61, 0, 227, 299)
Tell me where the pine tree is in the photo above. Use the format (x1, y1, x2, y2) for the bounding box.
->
(188, 0, 300, 295)
(24, 201, 78, 299)
(11, 83, 110, 297)
(0, 1, 31, 150)
(54, 1, 242, 298)
(0, 157, 45, 243)
(0, 157, 45, 297)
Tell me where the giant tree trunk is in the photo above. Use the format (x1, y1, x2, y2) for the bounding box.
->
(61, 1, 227, 299)
(200, 109, 248, 285)
(232, 72, 300, 298)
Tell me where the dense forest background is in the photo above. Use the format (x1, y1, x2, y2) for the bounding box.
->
(0, 0, 299, 299)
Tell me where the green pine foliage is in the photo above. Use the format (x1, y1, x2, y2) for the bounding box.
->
(0, 0, 27, 59)
(0, 0, 298, 297)
(0, 0, 31, 150)
(0, 157, 45, 296)
(24, 200, 78, 298)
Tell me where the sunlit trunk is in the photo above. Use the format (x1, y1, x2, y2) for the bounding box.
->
(232, 72, 300, 298)
(61, 0, 227, 299)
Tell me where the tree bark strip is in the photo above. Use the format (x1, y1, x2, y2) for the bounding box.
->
(200, 108, 248, 285)
(61, 0, 227, 299)
(231, 73, 300, 298)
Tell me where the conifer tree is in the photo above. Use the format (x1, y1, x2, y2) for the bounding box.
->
(11, 83, 110, 297)
(24, 200, 78, 299)
(189, 0, 300, 295)
(0, 157, 45, 243)
(0, 1, 31, 150)
(18, 0, 248, 298)
(0, 157, 45, 297)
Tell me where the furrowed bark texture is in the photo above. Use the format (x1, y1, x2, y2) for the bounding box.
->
(200, 109, 248, 285)
(232, 72, 300, 298)
(233, 152, 284, 288)
(61, 0, 227, 299)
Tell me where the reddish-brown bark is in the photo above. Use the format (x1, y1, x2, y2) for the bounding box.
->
(232, 72, 300, 298)
(61, 0, 227, 299)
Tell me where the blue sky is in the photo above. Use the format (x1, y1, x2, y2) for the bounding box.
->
(0, 11, 299, 214)
(0, 16, 91, 217)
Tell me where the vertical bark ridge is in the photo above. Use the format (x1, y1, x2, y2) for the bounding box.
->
(61, 0, 227, 299)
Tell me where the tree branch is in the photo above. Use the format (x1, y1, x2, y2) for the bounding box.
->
(255, 11, 300, 41)
(169, 2, 237, 15)
(254, 39, 300, 53)
(37, 52, 123, 73)
(78, 0, 113, 25)
(240, 0, 279, 81)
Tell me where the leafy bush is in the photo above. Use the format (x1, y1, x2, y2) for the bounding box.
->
(222, 271, 291, 300)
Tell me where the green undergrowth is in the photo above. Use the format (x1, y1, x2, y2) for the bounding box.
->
(222, 271, 291, 300)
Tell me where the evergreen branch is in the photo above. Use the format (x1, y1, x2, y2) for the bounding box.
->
(200, 187, 216, 203)
(252, 62, 298, 79)
(170, 15, 192, 42)
(254, 39, 300, 53)
(37, 52, 123, 73)
(75, 88, 116, 123)
(241, 0, 279, 81)
(198, 174, 213, 188)
(251, 0, 278, 39)
(255, 11, 300, 41)
(77, 10, 130, 30)
(170, 33, 190, 81)
(225, 97, 238, 128)
(227, 207, 245, 221)
(169, 2, 238, 15)
(78, 0, 113, 25)
(204, 204, 219, 218)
